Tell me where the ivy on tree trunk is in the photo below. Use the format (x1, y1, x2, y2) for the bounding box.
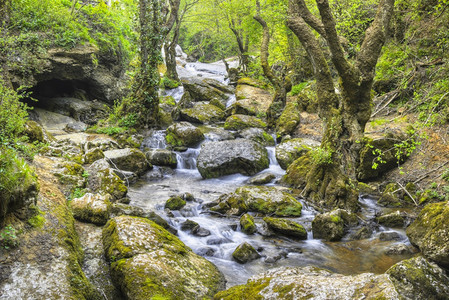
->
(286, 0, 395, 211)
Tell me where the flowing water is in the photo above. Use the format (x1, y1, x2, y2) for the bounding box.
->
(129, 60, 416, 286)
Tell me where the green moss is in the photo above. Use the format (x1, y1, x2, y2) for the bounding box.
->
(214, 278, 269, 299)
(240, 214, 257, 235)
(263, 217, 307, 239)
(224, 115, 267, 130)
(165, 132, 183, 147)
(28, 214, 45, 228)
(282, 154, 313, 188)
(165, 196, 186, 210)
(330, 215, 342, 223)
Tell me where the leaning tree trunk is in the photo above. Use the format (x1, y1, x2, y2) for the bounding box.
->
(286, 0, 395, 212)
(254, 1, 291, 128)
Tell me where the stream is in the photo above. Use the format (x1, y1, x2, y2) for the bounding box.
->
(127, 60, 416, 287)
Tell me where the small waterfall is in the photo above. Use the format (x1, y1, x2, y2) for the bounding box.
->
(176, 148, 201, 170)
(164, 86, 184, 103)
(141, 130, 167, 149)
(226, 94, 236, 108)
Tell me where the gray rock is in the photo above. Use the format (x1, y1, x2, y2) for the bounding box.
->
(197, 139, 269, 179)
(247, 172, 276, 185)
(232, 242, 261, 264)
(103, 148, 149, 176)
(145, 149, 177, 168)
(275, 138, 320, 170)
(71, 193, 111, 225)
(165, 121, 204, 147)
(379, 231, 402, 241)
(238, 128, 275, 146)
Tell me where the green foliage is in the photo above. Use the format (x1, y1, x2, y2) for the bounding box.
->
(289, 82, 309, 96)
(310, 147, 333, 166)
(69, 187, 86, 201)
(161, 76, 180, 89)
(0, 225, 18, 249)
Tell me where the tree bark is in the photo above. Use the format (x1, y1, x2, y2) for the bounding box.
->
(286, 0, 395, 212)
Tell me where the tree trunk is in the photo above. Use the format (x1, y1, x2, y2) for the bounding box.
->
(254, 1, 291, 128)
(286, 0, 395, 212)
(123, 0, 179, 127)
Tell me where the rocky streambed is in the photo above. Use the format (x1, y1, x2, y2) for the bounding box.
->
(2, 57, 449, 299)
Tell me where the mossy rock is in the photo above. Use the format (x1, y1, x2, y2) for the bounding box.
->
(247, 172, 275, 185)
(87, 159, 128, 201)
(224, 114, 266, 131)
(209, 186, 302, 217)
(232, 242, 261, 264)
(377, 211, 407, 228)
(103, 148, 149, 176)
(23, 120, 45, 143)
(165, 121, 205, 147)
(165, 196, 186, 210)
(145, 149, 177, 168)
(406, 201, 449, 267)
(240, 214, 257, 235)
(103, 216, 225, 299)
(386, 256, 449, 299)
(214, 266, 400, 299)
(238, 128, 275, 146)
(263, 217, 307, 239)
(180, 102, 225, 124)
(312, 210, 346, 241)
(71, 193, 112, 225)
(282, 154, 313, 188)
(83, 147, 105, 164)
(276, 102, 301, 140)
(275, 138, 319, 170)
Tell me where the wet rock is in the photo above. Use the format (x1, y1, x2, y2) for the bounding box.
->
(378, 231, 402, 241)
(181, 192, 195, 202)
(207, 238, 232, 245)
(263, 217, 307, 239)
(385, 243, 412, 255)
(406, 201, 449, 267)
(87, 159, 128, 201)
(165, 196, 186, 210)
(200, 126, 235, 141)
(240, 214, 257, 235)
(102, 216, 225, 299)
(276, 101, 301, 140)
(192, 225, 211, 237)
(377, 211, 407, 227)
(165, 121, 204, 147)
(224, 114, 266, 130)
(197, 139, 269, 179)
(238, 128, 274, 146)
(208, 186, 302, 217)
(145, 149, 177, 168)
(378, 183, 403, 207)
(83, 147, 105, 164)
(180, 219, 199, 231)
(357, 129, 410, 181)
(215, 266, 400, 299)
(181, 77, 230, 103)
(247, 172, 275, 185)
(275, 138, 320, 170)
(113, 169, 138, 184)
(349, 225, 374, 240)
(71, 193, 112, 225)
(197, 247, 216, 256)
(387, 256, 449, 299)
(180, 102, 225, 124)
(232, 242, 261, 264)
(312, 210, 345, 241)
(103, 148, 149, 176)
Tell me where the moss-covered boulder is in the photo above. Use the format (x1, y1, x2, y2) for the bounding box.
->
(182, 77, 231, 103)
(234, 78, 271, 116)
(312, 209, 349, 241)
(238, 128, 274, 146)
(208, 186, 302, 217)
(165, 121, 205, 147)
(276, 101, 301, 140)
(103, 216, 225, 299)
(263, 217, 307, 239)
(386, 256, 449, 299)
(240, 214, 257, 235)
(377, 210, 407, 228)
(357, 130, 410, 181)
(71, 193, 112, 225)
(406, 201, 449, 267)
(180, 102, 225, 124)
(145, 149, 177, 168)
(83, 147, 105, 164)
(197, 139, 269, 179)
(165, 196, 186, 210)
(232, 242, 261, 264)
(103, 148, 149, 176)
(281, 154, 313, 188)
(87, 159, 128, 201)
(224, 114, 267, 131)
(275, 138, 320, 170)
(214, 266, 400, 299)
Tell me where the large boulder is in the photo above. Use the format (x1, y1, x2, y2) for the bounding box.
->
(165, 121, 204, 147)
(216, 256, 449, 299)
(102, 216, 225, 299)
(276, 101, 301, 140)
(263, 217, 307, 239)
(207, 186, 302, 217)
(232, 242, 261, 264)
(197, 139, 269, 178)
(224, 114, 266, 131)
(87, 159, 128, 201)
(180, 102, 225, 124)
(312, 209, 358, 241)
(406, 201, 449, 267)
(232, 78, 272, 115)
(275, 138, 320, 170)
(71, 193, 112, 225)
(238, 128, 274, 146)
(181, 77, 230, 104)
(103, 148, 149, 176)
